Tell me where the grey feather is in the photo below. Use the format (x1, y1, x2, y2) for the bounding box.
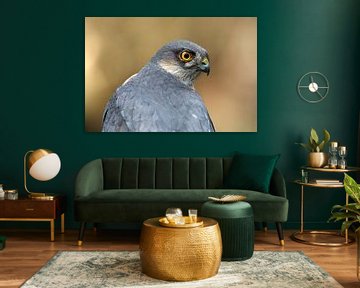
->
(102, 40, 215, 132)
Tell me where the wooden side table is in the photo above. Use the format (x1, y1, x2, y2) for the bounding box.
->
(0, 195, 66, 241)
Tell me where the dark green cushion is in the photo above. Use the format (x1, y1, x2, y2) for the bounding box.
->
(223, 153, 280, 193)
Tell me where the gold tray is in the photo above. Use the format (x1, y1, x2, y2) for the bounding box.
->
(159, 216, 204, 228)
(208, 194, 246, 203)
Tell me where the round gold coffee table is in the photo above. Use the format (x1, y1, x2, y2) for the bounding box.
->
(139, 217, 222, 281)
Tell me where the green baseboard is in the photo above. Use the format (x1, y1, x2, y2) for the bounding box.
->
(0, 236, 6, 250)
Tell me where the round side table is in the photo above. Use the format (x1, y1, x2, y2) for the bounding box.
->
(139, 217, 222, 281)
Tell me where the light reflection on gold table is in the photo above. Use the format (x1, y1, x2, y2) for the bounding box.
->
(139, 217, 222, 281)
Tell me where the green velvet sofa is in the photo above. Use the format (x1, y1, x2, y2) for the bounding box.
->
(74, 157, 288, 245)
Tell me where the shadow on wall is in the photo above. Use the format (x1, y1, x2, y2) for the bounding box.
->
(85, 17, 257, 132)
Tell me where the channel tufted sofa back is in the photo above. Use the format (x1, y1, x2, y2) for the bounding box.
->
(102, 157, 233, 190)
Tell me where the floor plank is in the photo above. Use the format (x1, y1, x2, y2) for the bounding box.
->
(0, 229, 358, 287)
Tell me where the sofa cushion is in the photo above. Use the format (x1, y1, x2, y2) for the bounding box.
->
(223, 153, 280, 193)
(75, 188, 288, 222)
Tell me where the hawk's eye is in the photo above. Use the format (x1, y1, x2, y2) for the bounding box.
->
(179, 51, 193, 62)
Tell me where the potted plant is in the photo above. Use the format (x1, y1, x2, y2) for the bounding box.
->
(329, 173, 360, 279)
(296, 128, 330, 167)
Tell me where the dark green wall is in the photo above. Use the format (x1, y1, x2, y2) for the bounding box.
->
(1, 0, 359, 230)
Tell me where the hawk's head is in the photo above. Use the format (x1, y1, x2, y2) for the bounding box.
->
(151, 40, 210, 86)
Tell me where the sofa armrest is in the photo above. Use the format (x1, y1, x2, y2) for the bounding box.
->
(269, 168, 287, 198)
(75, 159, 104, 199)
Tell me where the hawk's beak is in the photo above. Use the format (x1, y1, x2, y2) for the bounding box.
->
(199, 57, 210, 76)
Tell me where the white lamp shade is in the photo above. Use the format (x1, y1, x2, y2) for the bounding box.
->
(29, 153, 61, 181)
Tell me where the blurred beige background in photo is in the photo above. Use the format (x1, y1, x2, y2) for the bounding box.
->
(85, 17, 257, 132)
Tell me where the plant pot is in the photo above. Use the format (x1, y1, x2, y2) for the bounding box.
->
(308, 152, 328, 168)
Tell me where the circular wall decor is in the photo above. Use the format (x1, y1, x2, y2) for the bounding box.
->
(297, 72, 329, 103)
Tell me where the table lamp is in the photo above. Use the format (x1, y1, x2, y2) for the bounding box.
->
(24, 148, 61, 199)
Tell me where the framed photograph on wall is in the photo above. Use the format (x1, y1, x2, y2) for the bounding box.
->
(85, 17, 257, 132)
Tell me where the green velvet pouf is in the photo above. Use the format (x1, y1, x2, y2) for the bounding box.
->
(201, 201, 254, 261)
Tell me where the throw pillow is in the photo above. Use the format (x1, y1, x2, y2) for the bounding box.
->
(223, 153, 280, 193)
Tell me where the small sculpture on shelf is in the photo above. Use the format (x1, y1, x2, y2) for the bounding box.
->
(328, 141, 338, 169)
(338, 146, 347, 169)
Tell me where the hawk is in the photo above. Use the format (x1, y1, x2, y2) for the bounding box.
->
(102, 40, 215, 132)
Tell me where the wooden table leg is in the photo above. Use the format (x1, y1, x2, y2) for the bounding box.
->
(50, 219, 55, 241)
(61, 213, 65, 234)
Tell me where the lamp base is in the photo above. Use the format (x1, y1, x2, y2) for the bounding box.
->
(28, 193, 55, 200)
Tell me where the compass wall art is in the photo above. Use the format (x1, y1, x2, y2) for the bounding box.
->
(297, 72, 329, 103)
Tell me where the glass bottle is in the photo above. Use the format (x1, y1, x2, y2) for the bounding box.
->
(328, 142, 338, 169)
(337, 146, 347, 169)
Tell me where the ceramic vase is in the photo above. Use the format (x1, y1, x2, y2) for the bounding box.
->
(308, 152, 328, 168)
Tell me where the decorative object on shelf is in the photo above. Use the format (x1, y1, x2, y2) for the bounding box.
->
(338, 146, 347, 169)
(0, 184, 4, 200)
(300, 169, 309, 183)
(297, 72, 329, 103)
(328, 142, 338, 169)
(315, 179, 340, 185)
(4, 189, 18, 200)
(208, 194, 246, 203)
(24, 148, 61, 199)
(329, 173, 360, 280)
(296, 128, 330, 168)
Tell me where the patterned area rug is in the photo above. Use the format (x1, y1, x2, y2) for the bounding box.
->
(21, 251, 342, 288)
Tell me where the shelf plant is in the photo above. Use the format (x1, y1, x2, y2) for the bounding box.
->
(296, 128, 330, 167)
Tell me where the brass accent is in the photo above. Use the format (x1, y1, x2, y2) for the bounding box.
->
(294, 174, 357, 246)
(301, 166, 360, 173)
(158, 216, 204, 228)
(28, 149, 52, 168)
(291, 231, 355, 247)
(25, 208, 35, 211)
(263, 227, 268, 232)
(24, 149, 55, 199)
(294, 180, 343, 188)
(140, 217, 222, 281)
(280, 240, 285, 246)
(308, 152, 328, 168)
(77, 240, 83, 246)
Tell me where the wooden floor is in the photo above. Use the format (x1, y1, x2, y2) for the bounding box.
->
(0, 228, 358, 288)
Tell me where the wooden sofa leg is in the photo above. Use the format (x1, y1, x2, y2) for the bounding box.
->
(77, 222, 86, 246)
(262, 222, 268, 232)
(276, 222, 285, 246)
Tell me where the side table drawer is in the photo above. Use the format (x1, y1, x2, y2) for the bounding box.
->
(1, 201, 55, 218)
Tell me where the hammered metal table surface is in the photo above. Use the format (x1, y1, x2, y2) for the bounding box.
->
(139, 217, 222, 281)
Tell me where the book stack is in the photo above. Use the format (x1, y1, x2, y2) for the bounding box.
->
(314, 179, 341, 185)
